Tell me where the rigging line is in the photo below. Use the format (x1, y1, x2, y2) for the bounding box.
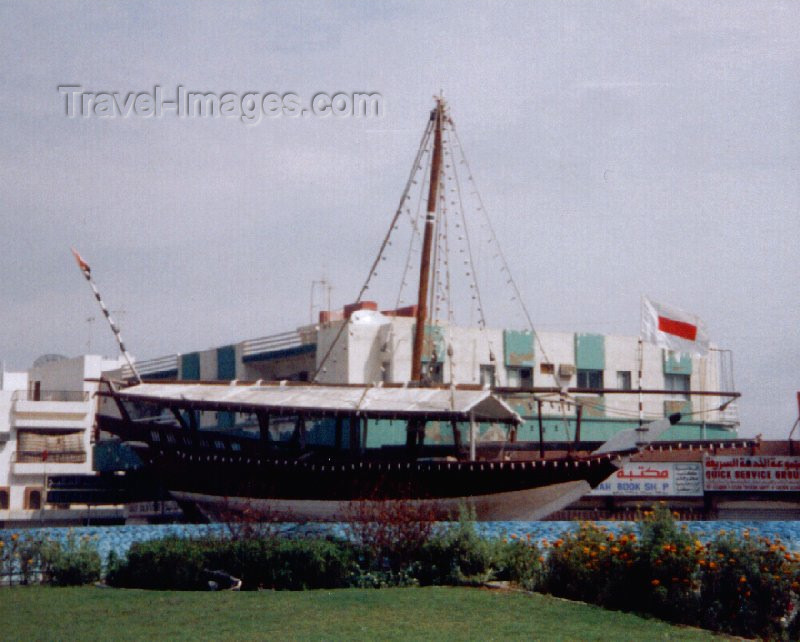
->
(445, 126, 497, 368)
(313, 117, 435, 381)
(394, 133, 433, 310)
(429, 171, 445, 327)
(449, 125, 555, 380)
(566, 392, 734, 422)
(443, 184, 457, 385)
(442, 176, 455, 325)
(568, 396, 664, 421)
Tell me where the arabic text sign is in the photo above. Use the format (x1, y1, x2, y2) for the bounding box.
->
(704, 456, 800, 492)
(591, 462, 703, 497)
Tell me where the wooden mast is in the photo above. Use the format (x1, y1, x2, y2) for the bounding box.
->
(411, 98, 444, 383)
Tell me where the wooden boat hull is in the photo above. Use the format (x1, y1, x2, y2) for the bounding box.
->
(99, 415, 618, 521)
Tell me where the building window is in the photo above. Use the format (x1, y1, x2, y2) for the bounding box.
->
(539, 363, 554, 375)
(665, 373, 690, 400)
(0, 487, 9, 510)
(381, 361, 391, 383)
(24, 487, 42, 510)
(479, 364, 496, 388)
(506, 367, 532, 388)
(616, 371, 632, 390)
(576, 369, 603, 389)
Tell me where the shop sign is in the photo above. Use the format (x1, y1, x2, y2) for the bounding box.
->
(592, 462, 703, 496)
(704, 455, 800, 492)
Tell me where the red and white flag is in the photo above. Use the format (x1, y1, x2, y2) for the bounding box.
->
(641, 296, 709, 356)
(71, 247, 91, 274)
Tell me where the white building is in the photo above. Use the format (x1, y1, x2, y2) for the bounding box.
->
(0, 354, 123, 521)
(123, 301, 739, 444)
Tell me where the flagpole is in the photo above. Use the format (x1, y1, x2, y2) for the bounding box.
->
(638, 296, 644, 430)
(71, 249, 142, 384)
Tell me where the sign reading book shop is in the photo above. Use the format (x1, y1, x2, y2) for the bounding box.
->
(592, 462, 703, 497)
(703, 455, 800, 492)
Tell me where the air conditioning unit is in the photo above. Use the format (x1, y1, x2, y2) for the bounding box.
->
(664, 400, 688, 416)
(558, 363, 576, 378)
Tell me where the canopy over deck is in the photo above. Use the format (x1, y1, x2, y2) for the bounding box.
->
(107, 381, 522, 424)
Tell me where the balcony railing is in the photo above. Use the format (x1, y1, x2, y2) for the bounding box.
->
(242, 330, 311, 358)
(13, 450, 87, 464)
(12, 390, 90, 402)
(122, 354, 180, 380)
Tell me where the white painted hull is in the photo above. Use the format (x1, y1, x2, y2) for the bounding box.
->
(170, 479, 591, 522)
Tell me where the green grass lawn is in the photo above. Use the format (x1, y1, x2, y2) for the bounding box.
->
(1, 585, 724, 641)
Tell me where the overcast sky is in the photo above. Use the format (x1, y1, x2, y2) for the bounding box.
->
(0, 1, 797, 437)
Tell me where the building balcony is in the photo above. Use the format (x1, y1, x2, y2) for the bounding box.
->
(12, 390, 91, 430)
(11, 450, 89, 475)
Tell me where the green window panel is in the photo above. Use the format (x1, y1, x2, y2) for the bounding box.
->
(503, 330, 534, 367)
(575, 333, 605, 370)
(181, 352, 200, 381)
(663, 350, 692, 375)
(217, 345, 237, 380)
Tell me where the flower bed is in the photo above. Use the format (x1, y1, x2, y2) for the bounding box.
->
(3, 505, 800, 639)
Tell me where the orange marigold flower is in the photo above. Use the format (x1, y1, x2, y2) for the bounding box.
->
(651, 579, 660, 587)
(11, 534, 18, 541)
(698, 559, 707, 567)
(739, 576, 747, 584)
(709, 562, 717, 570)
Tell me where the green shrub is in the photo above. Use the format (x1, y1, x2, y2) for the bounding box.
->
(543, 521, 622, 604)
(107, 536, 208, 590)
(633, 505, 701, 622)
(0, 531, 101, 587)
(415, 507, 493, 585)
(44, 534, 102, 586)
(699, 530, 798, 639)
(491, 536, 544, 590)
(106, 536, 359, 591)
(542, 506, 700, 621)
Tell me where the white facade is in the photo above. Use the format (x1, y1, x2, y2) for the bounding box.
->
(0, 355, 123, 518)
(123, 306, 739, 438)
(314, 317, 736, 428)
